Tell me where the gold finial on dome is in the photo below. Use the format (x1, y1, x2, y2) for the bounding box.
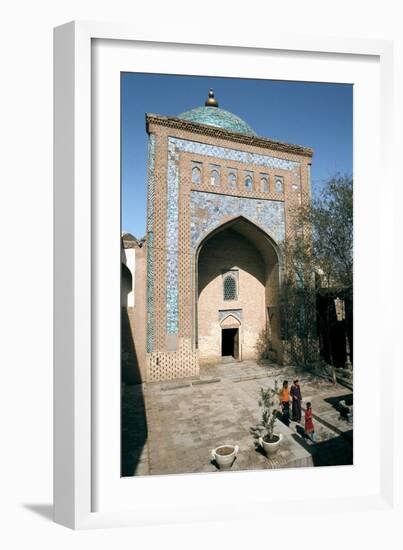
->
(205, 89, 218, 107)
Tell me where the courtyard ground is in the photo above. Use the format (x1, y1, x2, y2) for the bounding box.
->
(122, 361, 353, 477)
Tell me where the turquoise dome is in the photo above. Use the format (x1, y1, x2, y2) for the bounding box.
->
(178, 91, 256, 136)
(178, 106, 256, 136)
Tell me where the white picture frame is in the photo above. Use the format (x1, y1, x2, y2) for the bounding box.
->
(54, 21, 395, 530)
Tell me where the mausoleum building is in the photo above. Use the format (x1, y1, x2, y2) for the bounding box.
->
(122, 90, 313, 383)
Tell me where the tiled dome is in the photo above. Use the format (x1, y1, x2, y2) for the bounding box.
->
(178, 90, 256, 136)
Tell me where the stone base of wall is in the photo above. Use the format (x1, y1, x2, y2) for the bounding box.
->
(146, 338, 199, 382)
(198, 351, 259, 365)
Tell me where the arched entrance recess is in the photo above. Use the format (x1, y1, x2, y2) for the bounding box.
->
(121, 263, 133, 308)
(195, 216, 282, 364)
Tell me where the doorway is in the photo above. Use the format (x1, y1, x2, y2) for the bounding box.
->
(221, 328, 239, 359)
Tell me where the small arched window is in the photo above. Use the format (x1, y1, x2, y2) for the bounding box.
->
(275, 177, 283, 193)
(244, 175, 253, 190)
(260, 177, 269, 192)
(210, 169, 220, 186)
(223, 274, 237, 301)
(228, 172, 237, 190)
(192, 166, 201, 184)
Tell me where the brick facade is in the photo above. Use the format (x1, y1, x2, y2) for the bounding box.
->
(127, 103, 313, 382)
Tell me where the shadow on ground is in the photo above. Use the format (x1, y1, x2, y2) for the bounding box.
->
(23, 504, 53, 522)
(324, 393, 353, 419)
(249, 424, 267, 456)
(275, 409, 291, 427)
(291, 430, 353, 467)
(121, 384, 148, 476)
(121, 306, 148, 477)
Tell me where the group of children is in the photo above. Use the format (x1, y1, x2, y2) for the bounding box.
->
(278, 379, 316, 443)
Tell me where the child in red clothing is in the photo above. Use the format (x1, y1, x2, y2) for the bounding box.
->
(304, 402, 316, 443)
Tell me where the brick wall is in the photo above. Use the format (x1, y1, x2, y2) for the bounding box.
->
(141, 115, 312, 380)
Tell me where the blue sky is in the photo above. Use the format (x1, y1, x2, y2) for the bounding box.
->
(121, 73, 352, 238)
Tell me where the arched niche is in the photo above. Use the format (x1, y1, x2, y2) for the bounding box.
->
(195, 216, 282, 364)
(121, 263, 133, 308)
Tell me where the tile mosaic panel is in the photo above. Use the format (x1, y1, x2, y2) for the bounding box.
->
(190, 191, 285, 251)
(146, 134, 156, 352)
(169, 137, 299, 171)
(165, 137, 299, 337)
(166, 139, 180, 334)
(219, 309, 243, 323)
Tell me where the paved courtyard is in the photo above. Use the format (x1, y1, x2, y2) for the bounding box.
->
(122, 361, 353, 476)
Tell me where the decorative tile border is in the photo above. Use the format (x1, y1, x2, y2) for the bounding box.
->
(165, 137, 299, 337)
(166, 139, 180, 334)
(169, 137, 300, 171)
(146, 134, 156, 352)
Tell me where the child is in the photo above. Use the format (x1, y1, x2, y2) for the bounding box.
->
(279, 380, 291, 426)
(304, 402, 316, 443)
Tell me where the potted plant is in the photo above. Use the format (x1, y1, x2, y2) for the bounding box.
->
(211, 444, 239, 470)
(258, 383, 283, 456)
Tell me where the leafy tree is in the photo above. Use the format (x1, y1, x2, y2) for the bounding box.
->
(310, 175, 353, 368)
(279, 233, 318, 366)
(278, 174, 353, 368)
(310, 174, 353, 293)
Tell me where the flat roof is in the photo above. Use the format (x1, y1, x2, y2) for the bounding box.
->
(146, 113, 314, 158)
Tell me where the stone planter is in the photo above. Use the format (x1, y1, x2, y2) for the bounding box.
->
(211, 444, 239, 469)
(259, 433, 283, 456)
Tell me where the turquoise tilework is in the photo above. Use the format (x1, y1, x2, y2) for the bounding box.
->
(146, 134, 156, 352)
(219, 309, 243, 323)
(164, 137, 300, 336)
(190, 191, 285, 251)
(166, 140, 180, 334)
(169, 137, 299, 171)
(178, 106, 256, 136)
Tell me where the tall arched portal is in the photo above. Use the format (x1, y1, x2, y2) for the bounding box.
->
(196, 217, 281, 364)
